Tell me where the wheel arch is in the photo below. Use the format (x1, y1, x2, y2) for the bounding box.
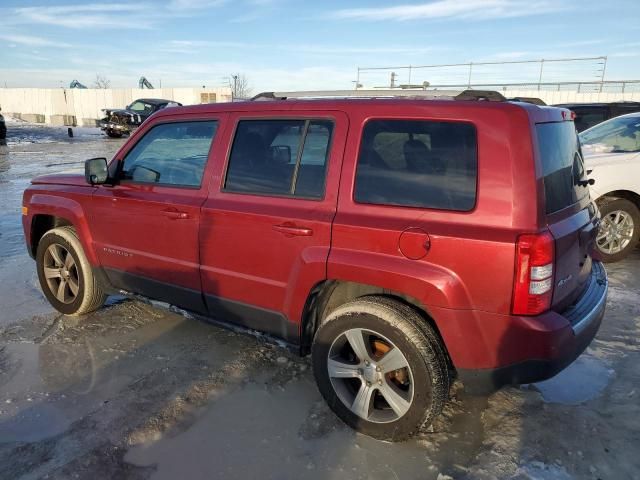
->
(27, 194, 98, 265)
(300, 280, 451, 368)
(30, 214, 73, 257)
(596, 189, 640, 210)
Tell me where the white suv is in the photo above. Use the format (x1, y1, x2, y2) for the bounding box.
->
(580, 112, 640, 262)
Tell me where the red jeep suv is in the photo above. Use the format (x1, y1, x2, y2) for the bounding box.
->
(22, 90, 608, 440)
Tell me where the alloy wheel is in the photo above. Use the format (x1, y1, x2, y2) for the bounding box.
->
(327, 328, 414, 423)
(597, 210, 635, 255)
(43, 244, 80, 304)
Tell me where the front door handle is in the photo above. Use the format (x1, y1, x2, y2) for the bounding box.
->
(161, 207, 189, 220)
(273, 223, 313, 237)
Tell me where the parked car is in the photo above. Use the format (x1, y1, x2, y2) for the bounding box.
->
(580, 112, 640, 262)
(554, 101, 640, 132)
(0, 107, 6, 144)
(100, 98, 181, 138)
(22, 91, 607, 441)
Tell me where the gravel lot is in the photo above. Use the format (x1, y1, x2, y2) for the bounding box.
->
(0, 121, 639, 480)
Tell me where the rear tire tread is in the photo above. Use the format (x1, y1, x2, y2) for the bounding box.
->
(313, 296, 450, 441)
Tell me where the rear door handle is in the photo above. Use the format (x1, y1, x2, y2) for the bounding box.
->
(161, 207, 190, 220)
(273, 223, 313, 236)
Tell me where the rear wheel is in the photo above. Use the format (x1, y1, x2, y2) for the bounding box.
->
(596, 198, 640, 263)
(311, 296, 449, 441)
(106, 129, 123, 138)
(36, 227, 107, 315)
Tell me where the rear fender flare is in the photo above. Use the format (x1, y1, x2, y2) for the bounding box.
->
(327, 250, 473, 312)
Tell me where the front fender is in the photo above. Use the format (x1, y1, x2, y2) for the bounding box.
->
(26, 193, 99, 265)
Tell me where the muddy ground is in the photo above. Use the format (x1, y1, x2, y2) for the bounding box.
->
(0, 121, 638, 480)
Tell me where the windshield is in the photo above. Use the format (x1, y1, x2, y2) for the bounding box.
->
(128, 101, 154, 113)
(579, 115, 640, 153)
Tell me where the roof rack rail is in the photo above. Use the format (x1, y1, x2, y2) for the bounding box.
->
(507, 96, 547, 106)
(250, 89, 507, 102)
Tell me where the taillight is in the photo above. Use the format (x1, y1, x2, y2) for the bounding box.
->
(512, 231, 555, 315)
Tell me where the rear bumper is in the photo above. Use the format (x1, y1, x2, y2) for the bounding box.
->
(456, 261, 608, 394)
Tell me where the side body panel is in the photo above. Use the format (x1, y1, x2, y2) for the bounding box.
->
(199, 110, 349, 342)
(329, 102, 536, 312)
(585, 151, 640, 201)
(328, 102, 539, 367)
(85, 113, 229, 311)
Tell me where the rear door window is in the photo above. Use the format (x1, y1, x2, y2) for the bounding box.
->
(536, 121, 588, 214)
(354, 120, 477, 211)
(224, 119, 334, 199)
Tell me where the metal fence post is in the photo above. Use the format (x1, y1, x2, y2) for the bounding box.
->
(538, 59, 545, 91)
(599, 56, 607, 93)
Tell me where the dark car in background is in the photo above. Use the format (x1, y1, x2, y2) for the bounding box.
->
(555, 101, 640, 132)
(0, 108, 6, 145)
(100, 98, 181, 138)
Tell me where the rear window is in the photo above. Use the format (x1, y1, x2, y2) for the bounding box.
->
(571, 107, 607, 132)
(354, 120, 477, 211)
(536, 121, 588, 214)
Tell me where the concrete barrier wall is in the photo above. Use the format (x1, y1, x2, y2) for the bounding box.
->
(499, 89, 640, 105)
(3, 87, 640, 126)
(0, 87, 233, 126)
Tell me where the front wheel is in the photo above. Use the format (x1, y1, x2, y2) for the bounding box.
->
(36, 226, 107, 315)
(312, 296, 450, 441)
(596, 198, 640, 263)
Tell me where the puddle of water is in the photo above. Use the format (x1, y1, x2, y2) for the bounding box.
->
(0, 123, 126, 327)
(532, 355, 613, 405)
(125, 380, 445, 480)
(515, 461, 573, 480)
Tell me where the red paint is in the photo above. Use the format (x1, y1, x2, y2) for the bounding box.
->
(398, 227, 430, 260)
(21, 99, 600, 372)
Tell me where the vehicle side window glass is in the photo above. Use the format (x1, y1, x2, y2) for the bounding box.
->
(129, 101, 151, 113)
(121, 121, 218, 187)
(224, 119, 334, 198)
(580, 116, 640, 153)
(354, 120, 477, 211)
(573, 108, 607, 132)
(296, 120, 333, 197)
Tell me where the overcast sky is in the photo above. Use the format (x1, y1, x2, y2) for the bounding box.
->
(1, 0, 639, 92)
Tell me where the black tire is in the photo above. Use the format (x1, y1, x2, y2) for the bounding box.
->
(36, 226, 107, 316)
(106, 129, 123, 138)
(596, 197, 640, 263)
(312, 296, 449, 441)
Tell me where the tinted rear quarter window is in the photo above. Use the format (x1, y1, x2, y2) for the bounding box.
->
(536, 121, 588, 214)
(354, 120, 477, 211)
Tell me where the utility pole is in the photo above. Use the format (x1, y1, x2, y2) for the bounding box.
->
(232, 75, 238, 100)
(390, 71, 397, 88)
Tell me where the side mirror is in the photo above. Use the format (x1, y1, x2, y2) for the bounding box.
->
(270, 145, 291, 165)
(85, 157, 108, 185)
